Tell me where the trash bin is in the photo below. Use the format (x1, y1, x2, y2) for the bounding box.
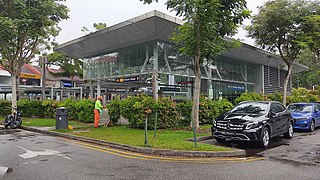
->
(56, 107, 68, 130)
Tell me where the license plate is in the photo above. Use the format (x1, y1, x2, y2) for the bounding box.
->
(220, 131, 234, 135)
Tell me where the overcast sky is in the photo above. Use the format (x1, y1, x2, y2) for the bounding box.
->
(56, 0, 267, 46)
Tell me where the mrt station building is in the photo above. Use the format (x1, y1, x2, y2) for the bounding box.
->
(56, 11, 308, 101)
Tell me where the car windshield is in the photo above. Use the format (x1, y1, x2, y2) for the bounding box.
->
(288, 104, 313, 113)
(230, 102, 268, 114)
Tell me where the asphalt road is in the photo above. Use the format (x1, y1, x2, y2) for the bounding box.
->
(0, 128, 320, 180)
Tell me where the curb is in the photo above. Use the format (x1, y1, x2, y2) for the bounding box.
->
(20, 126, 246, 158)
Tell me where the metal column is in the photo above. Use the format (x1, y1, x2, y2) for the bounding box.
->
(152, 42, 159, 100)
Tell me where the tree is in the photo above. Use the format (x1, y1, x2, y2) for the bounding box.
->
(301, 15, 320, 62)
(0, 0, 68, 109)
(293, 50, 320, 88)
(143, 0, 249, 128)
(81, 22, 107, 34)
(246, 0, 320, 105)
(47, 52, 83, 79)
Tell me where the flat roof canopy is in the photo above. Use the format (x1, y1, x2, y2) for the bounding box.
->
(56, 11, 183, 59)
(56, 10, 308, 73)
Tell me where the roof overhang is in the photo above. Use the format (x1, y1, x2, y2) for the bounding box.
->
(56, 10, 183, 59)
(56, 10, 308, 74)
(222, 43, 308, 74)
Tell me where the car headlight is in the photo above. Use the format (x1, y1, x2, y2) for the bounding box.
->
(245, 122, 259, 130)
(212, 119, 217, 127)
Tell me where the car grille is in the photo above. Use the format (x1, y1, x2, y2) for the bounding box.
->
(294, 118, 308, 121)
(216, 121, 244, 131)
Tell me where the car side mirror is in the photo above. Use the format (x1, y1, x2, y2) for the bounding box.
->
(315, 109, 319, 113)
(269, 111, 276, 117)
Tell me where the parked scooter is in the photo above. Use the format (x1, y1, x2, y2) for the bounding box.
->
(2, 107, 22, 129)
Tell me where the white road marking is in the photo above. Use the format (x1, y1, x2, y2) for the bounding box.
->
(16, 145, 72, 161)
(0, 166, 8, 175)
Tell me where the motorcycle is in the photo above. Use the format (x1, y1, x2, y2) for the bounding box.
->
(2, 107, 22, 129)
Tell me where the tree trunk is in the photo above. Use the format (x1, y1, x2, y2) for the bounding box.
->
(191, 53, 201, 129)
(11, 75, 17, 111)
(16, 75, 20, 101)
(283, 64, 293, 105)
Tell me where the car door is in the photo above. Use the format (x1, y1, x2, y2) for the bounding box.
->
(274, 103, 290, 134)
(314, 104, 320, 126)
(269, 103, 281, 136)
(269, 102, 288, 136)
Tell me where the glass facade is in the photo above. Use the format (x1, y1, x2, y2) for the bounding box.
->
(83, 40, 263, 100)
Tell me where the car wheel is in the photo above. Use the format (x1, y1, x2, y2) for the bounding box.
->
(284, 122, 293, 139)
(259, 127, 270, 148)
(214, 137, 226, 143)
(309, 120, 315, 132)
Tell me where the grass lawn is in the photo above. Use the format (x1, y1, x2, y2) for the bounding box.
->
(62, 125, 229, 152)
(22, 117, 82, 127)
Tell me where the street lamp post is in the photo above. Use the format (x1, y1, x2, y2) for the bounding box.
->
(41, 55, 47, 100)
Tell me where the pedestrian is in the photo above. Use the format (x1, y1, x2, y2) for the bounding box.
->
(94, 96, 105, 128)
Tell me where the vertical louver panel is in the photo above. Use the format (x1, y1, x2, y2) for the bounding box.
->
(264, 66, 291, 94)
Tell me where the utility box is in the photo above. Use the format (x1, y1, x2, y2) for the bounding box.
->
(56, 107, 68, 130)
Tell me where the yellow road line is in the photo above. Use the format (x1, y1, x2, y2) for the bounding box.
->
(64, 138, 265, 163)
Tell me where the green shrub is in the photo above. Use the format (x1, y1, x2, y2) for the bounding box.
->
(176, 100, 192, 126)
(266, 91, 283, 102)
(287, 88, 318, 104)
(234, 92, 264, 105)
(199, 95, 212, 125)
(154, 97, 180, 129)
(58, 98, 78, 121)
(176, 96, 234, 126)
(18, 99, 44, 117)
(120, 95, 156, 129)
(120, 95, 181, 129)
(42, 100, 59, 118)
(107, 98, 121, 125)
(75, 99, 94, 123)
(211, 98, 234, 118)
(0, 100, 11, 116)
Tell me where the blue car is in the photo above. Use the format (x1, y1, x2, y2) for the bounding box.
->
(287, 103, 320, 132)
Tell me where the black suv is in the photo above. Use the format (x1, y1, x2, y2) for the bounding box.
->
(211, 101, 294, 148)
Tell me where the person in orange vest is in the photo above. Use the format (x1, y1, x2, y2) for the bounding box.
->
(94, 96, 105, 128)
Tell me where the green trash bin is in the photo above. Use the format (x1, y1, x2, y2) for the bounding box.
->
(56, 107, 68, 130)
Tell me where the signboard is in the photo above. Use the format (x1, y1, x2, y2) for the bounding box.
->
(61, 80, 72, 88)
(226, 84, 245, 91)
(20, 73, 41, 79)
(160, 87, 180, 92)
(116, 76, 139, 83)
(177, 81, 193, 85)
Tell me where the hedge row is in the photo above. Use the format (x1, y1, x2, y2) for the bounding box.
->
(0, 99, 94, 123)
(235, 88, 318, 105)
(118, 95, 233, 129)
(0, 95, 234, 129)
(1, 87, 316, 128)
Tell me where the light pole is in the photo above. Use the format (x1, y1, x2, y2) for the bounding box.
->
(41, 55, 47, 100)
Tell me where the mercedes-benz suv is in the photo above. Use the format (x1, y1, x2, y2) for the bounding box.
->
(211, 101, 294, 148)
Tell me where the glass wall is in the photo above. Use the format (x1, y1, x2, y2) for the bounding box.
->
(83, 40, 263, 100)
(84, 42, 155, 80)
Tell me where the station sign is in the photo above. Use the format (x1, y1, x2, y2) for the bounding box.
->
(226, 84, 245, 91)
(116, 76, 139, 83)
(177, 81, 193, 85)
(20, 73, 41, 79)
(160, 87, 180, 92)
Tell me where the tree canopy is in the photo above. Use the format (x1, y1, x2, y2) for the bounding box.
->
(0, 0, 69, 107)
(246, 0, 320, 105)
(142, 0, 249, 129)
(47, 52, 83, 79)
